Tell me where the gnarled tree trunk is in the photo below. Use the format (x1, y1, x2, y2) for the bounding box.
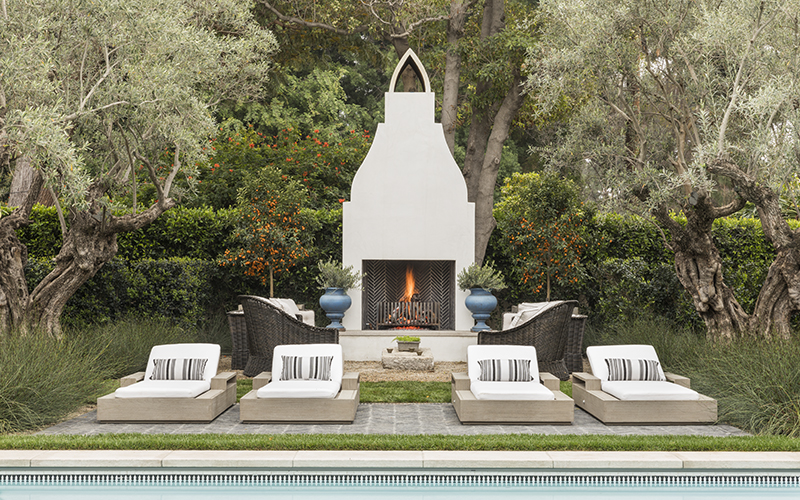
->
(653, 195, 750, 340)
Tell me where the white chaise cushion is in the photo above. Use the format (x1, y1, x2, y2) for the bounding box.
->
(115, 380, 211, 399)
(586, 344, 666, 382)
(114, 343, 220, 399)
(602, 381, 700, 401)
(467, 345, 554, 400)
(257, 380, 341, 399)
(470, 380, 555, 401)
(257, 343, 344, 399)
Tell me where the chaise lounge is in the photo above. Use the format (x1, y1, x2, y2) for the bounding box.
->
(239, 343, 360, 423)
(97, 343, 236, 423)
(572, 344, 717, 424)
(451, 345, 574, 424)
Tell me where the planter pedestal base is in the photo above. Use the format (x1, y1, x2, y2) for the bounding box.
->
(381, 348, 434, 371)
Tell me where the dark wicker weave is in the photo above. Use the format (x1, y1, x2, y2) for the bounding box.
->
(478, 300, 577, 381)
(226, 310, 249, 370)
(238, 295, 339, 377)
(565, 314, 587, 374)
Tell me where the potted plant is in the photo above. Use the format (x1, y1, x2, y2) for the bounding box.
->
(457, 261, 507, 332)
(393, 335, 421, 352)
(316, 259, 364, 330)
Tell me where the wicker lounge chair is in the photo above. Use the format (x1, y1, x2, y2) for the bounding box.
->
(239, 343, 360, 423)
(97, 343, 236, 423)
(451, 345, 574, 424)
(572, 344, 717, 424)
(238, 295, 339, 377)
(478, 300, 577, 380)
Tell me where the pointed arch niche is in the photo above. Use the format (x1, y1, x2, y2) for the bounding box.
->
(342, 49, 475, 332)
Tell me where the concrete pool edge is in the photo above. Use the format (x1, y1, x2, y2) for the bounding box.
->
(2, 450, 800, 472)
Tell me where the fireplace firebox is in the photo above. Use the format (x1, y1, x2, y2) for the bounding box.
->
(362, 260, 455, 331)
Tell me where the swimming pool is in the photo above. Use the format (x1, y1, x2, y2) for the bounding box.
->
(2, 473, 799, 499)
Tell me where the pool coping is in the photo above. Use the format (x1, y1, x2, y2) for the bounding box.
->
(2, 450, 800, 472)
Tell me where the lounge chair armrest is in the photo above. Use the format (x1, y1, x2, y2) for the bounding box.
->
(539, 372, 561, 391)
(572, 371, 602, 391)
(451, 372, 470, 391)
(211, 371, 237, 390)
(120, 372, 145, 387)
(664, 372, 690, 388)
(342, 372, 360, 391)
(253, 372, 272, 390)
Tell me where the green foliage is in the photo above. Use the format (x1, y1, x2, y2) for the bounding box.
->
(0, 331, 109, 433)
(12, 205, 63, 258)
(25, 258, 226, 331)
(315, 258, 363, 290)
(495, 172, 587, 300)
(456, 261, 507, 292)
(393, 335, 421, 342)
(358, 381, 451, 403)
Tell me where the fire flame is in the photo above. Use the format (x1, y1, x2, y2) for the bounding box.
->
(401, 265, 417, 302)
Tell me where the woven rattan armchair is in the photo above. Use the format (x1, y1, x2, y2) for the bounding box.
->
(238, 295, 339, 377)
(478, 300, 577, 381)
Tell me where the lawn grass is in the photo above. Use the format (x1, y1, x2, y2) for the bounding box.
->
(2, 433, 799, 451)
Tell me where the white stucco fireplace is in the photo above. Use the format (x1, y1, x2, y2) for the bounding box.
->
(342, 49, 475, 333)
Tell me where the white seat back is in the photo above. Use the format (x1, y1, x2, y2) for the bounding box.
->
(145, 343, 220, 381)
(467, 345, 539, 383)
(271, 344, 343, 385)
(586, 344, 665, 382)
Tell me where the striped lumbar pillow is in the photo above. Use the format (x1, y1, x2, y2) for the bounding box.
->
(280, 355, 334, 381)
(604, 358, 665, 381)
(477, 359, 532, 382)
(150, 358, 208, 381)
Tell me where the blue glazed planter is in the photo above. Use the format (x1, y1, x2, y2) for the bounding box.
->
(319, 287, 352, 330)
(464, 287, 497, 332)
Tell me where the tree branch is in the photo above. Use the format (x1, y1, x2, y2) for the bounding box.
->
(256, 0, 369, 34)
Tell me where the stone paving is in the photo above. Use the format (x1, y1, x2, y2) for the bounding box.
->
(37, 403, 747, 437)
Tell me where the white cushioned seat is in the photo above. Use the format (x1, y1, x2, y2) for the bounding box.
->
(268, 298, 315, 326)
(113, 343, 220, 399)
(586, 344, 666, 382)
(115, 380, 211, 399)
(470, 380, 555, 400)
(467, 345, 555, 401)
(602, 381, 700, 401)
(257, 343, 343, 399)
(257, 380, 341, 399)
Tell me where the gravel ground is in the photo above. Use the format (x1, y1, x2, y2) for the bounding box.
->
(219, 356, 466, 382)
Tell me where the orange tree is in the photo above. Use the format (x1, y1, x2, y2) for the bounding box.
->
(183, 124, 370, 210)
(221, 167, 318, 297)
(495, 172, 587, 301)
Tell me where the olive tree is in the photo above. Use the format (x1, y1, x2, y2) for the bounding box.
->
(533, 0, 800, 339)
(0, 0, 276, 335)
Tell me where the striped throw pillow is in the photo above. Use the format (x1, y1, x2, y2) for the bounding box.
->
(477, 359, 532, 382)
(280, 355, 334, 381)
(150, 358, 208, 381)
(604, 358, 664, 381)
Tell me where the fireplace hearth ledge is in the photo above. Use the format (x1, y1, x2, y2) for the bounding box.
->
(339, 330, 478, 362)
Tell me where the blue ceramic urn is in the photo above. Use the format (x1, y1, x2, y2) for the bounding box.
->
(464, 287, 497, 332)
(319, 287, 352, 330)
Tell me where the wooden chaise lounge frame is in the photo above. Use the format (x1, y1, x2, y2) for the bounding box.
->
(451, 371, 574, 424)
(572, 371, 717, 425)
(239, 371, 360, 423)
(97, 371, 237, 423)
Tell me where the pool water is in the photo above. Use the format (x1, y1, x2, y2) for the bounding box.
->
(2, 474, 799, 499)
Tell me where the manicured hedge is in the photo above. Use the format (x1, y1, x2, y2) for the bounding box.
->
(12, 204, 791, 332)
